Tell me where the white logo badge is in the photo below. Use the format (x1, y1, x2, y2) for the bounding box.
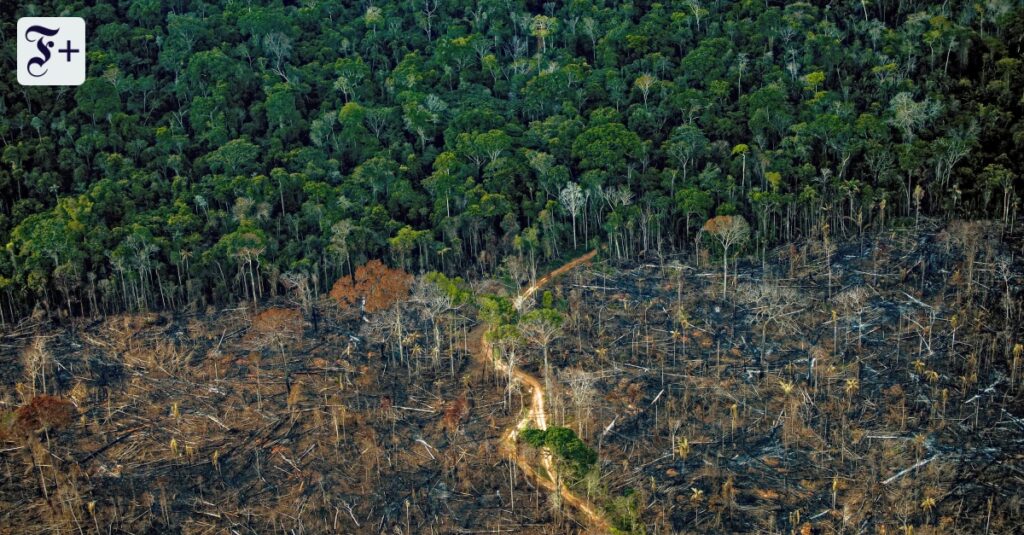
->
(17, 17, 86, 86)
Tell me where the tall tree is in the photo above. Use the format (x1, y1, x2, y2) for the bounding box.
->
(702, 215, 751, 298)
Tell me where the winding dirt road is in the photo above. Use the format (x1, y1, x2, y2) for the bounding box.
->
(470, 250, 612, 533)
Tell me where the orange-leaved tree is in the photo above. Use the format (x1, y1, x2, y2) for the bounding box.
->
(329, 259, 412, 314)
(701, 215, 750, 298)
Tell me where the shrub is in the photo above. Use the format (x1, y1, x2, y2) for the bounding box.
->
(519, 426, 597, 478)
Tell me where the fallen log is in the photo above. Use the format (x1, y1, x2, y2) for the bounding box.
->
(882, 454, 939, 485)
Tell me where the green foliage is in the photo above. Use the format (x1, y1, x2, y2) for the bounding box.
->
(572, 122, 642, 175)
(518, 426, 597, 478)
(521, 306, 564, 332)
(478, 294, 516, 327)
(676, 188, 712, 220)
(206, 138, 260, 175)
(606, 490, 647, 535)
(424, 272, 472, 306)
(74, 79, 120, 121)
(802, 71, 826, 92)
(542, 290, 554, 309)
(520, 428, 546, 448)
(0, 1, 1020, 320)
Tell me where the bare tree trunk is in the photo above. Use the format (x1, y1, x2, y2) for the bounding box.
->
(722, 246, 729, 298)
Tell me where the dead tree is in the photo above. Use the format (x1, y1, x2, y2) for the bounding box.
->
(562, 368, 597, 439)
(489, 324, 522, 409)
(833, 286, 870, 353)
(701, 215, 751, 299)
(737, 281, 802, 367)
(21, 336, 53, 397)
(412, 276, 453, 371)
(280, 271, 314, 316)
(521, 308, 565, 399)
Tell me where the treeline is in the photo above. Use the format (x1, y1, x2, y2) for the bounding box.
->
(1, 0, 1021, 322)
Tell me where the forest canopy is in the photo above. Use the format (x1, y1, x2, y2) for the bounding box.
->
(1, 0, 1022, 321)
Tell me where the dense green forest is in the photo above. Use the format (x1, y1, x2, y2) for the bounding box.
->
(1, 0, 1022, 321)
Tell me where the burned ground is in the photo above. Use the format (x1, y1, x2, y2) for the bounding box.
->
(517, 221, 1024, 534)
(0, 295, 579, 533)
(2, 221, 1022, 534)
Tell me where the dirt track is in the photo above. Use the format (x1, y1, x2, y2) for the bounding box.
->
(469, 250, 611, 533)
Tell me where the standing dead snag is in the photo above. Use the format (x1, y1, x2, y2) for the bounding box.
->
(488, 324, 522, 408)
(563, 368, 596, 439)
(279, 271, 314, 317)
(412, 276, 452, 370)
(559, 181, 585, 250)
(701, 215, 750, 299)
(20, 336, 53, 397)
(521, 307, 565, 401)
(329, 259, 412, 314)
(821, 222, 834, 298)
(833, 286, 870, 353)
(737, 282, 802, 366)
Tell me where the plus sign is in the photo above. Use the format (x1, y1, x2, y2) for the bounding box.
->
(58, 40, 79, 62)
